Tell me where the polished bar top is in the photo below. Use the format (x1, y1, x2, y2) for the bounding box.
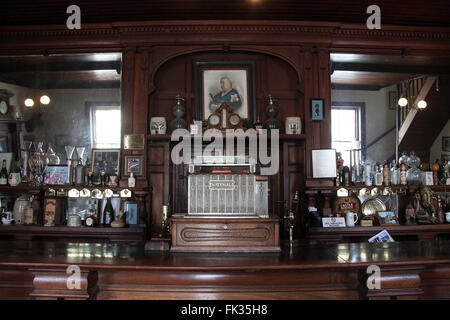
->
(1, 240, 450, 271)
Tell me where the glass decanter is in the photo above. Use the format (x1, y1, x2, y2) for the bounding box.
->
(407, 151, 422, 185)
(28, 142, 47, 186)
(46, 144, 60, 165)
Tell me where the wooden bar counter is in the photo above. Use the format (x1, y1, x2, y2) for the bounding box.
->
(0, 240, 450, 300)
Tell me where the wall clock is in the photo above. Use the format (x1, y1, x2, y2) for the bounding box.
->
(0, 99, 9, 115)
(205, 103, 243, 131)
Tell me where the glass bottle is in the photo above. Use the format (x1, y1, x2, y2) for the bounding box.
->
(364, 161, 372, 186)
(45, 145, 60, 165)
(343, 166, 350, 186)
(390, 160, 399, 185)
(383, 161, 391, 186)
(400, 160, 408, 185)
(374, 164, 383, 186)
(128, 172, 136, 188)
(103, 197, 114, 227)
(0, 160, 8, 185)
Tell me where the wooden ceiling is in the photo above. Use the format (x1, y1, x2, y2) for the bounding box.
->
(3, 0, 450, 27)
(0, 54, 121, 89)
(1, 53, 450, 90)
(331, 53, 450, 90)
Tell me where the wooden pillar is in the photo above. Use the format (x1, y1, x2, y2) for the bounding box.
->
(301, 47, 331, 180)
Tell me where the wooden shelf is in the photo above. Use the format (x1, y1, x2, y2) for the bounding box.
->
(307, 224, 450, 242)
(305, 184, 450, 193)
(0, 224, 146, 243)
(148, 133, 306, 141)
(0, 184, 149, 194)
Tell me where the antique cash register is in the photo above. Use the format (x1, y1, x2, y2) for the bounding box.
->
(169, 104, 280, 252)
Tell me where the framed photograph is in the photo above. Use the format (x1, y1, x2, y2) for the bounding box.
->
(43, 165, 69, 185)
(124, 201, 139, 225)
(311, 98, 324, 121)
(195, 61, 256, 122)
(311, 149, 337, 178)
(0, 136, 8, 153)
(124, 134, 145, 150)
(388, 91, 398, 110)
(376, 211, 399, 226)
(123, 155, 143, 176)
(442, 136, 450, 152)
(91, 149, 120, 177)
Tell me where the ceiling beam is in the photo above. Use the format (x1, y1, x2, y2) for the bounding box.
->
(332, 62, 450, 75)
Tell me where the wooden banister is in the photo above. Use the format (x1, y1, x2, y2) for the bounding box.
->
(398, 76, 438, 144)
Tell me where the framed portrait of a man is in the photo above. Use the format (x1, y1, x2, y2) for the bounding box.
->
(195, 61, 256, 122)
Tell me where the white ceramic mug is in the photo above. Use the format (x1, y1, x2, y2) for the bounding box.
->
(345, 211, 359, 227)
(1, 211, 13, 225)
(8, 172, 21, 186)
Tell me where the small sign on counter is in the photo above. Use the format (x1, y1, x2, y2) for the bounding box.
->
(322, 217, 346, 227)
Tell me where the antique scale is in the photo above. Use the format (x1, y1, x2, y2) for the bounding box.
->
(169, 103, 280, 252)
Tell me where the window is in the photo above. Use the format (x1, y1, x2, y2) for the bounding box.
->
(331, 102, 365, 167)
(89, 102, 121, 149)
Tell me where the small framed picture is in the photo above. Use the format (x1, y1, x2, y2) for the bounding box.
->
(124, 201, 139, 225)
(376, 211, 399, 226)
(123, 155, 143, 177)
(0, 136, 8, 152)
(44, 165, 69, 185)
(91, 149, 120, 177)
(442, 136, 450, 152)
(388, 91, 398, 110)
(311, 98, 324, 121)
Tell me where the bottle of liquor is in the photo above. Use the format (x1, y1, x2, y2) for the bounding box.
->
(374, 164, 383, 186)
(343, 166, 350, 186)
(75, 157, 85, 186)
(0, 160, 8, 185)
(383, 161, 391, 186)
(400, 160, 408, 185)
(390, 160, 399, 185)
(103, 197, 114, 227)
(364, 162, 372, 186)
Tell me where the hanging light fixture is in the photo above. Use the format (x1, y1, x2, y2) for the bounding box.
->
(398, 97, 408, 107)
(24, 98, 34, 108)
(39, 94, 50, 105)
(417, 100, 427, 109)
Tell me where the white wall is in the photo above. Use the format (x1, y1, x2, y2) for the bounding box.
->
(331, 85, 396, 163)
(430, 119, 450, 163)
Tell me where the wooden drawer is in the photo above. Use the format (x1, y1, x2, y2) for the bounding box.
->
(170, 216, 280, 252)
